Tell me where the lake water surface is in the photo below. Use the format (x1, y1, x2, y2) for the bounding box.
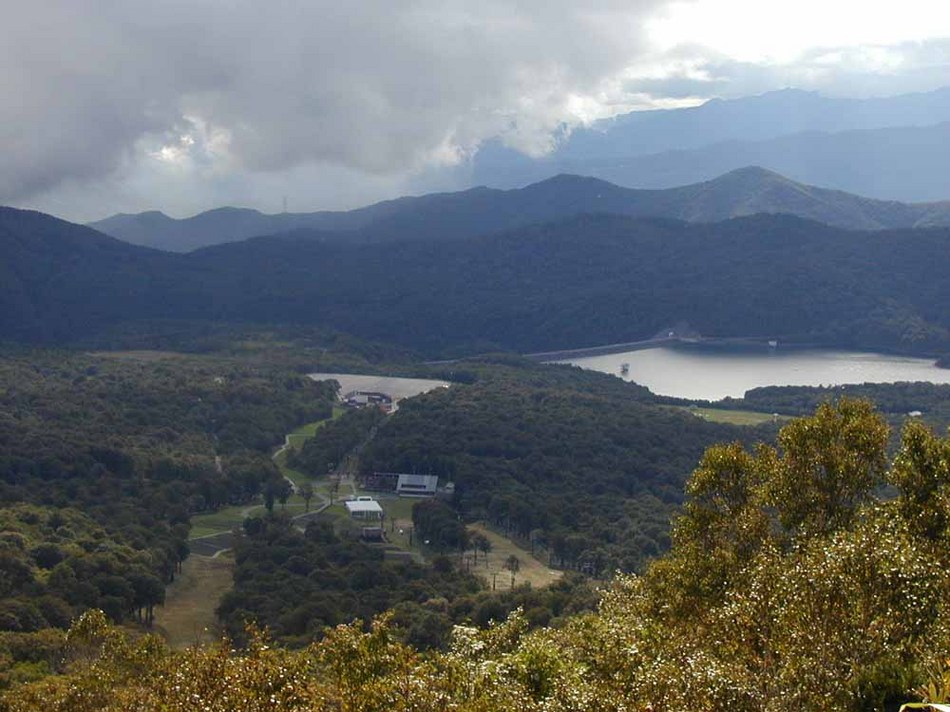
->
(559, 347, 950, 401)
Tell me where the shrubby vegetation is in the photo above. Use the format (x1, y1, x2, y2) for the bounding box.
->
(4, 401, 950, 710)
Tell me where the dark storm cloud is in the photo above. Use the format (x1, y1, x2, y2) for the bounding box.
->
(1, 0, 669, 203)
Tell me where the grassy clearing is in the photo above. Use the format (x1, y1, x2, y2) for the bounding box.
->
(465, 524, 562, 591)
(378, 496, 416, 523)
(285, 407, 346, 450)
(331, 495, 545, 582)
(276, 408, 347, 490)
(275, 451, 311, 489)
(189, 506, 260, 539)
(153, 553, 234, 649)
(672, 406, 787, 426)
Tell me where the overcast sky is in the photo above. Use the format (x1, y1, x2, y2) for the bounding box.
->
(5, 0, 950, 222)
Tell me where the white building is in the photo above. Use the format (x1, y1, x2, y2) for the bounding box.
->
(345, 496, 384, 520)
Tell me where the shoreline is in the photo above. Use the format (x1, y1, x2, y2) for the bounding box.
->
(526, 335, 785, 363)
(527, 338, 947, 369)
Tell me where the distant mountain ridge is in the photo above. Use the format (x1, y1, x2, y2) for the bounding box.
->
(476, 123, 950, 202)
(89, 167, 950, 252)
(477, 87, 950, 167)
(466, 87, 950, 199)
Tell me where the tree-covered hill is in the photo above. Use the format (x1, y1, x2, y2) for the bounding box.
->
(3, 207, 950, 357)
(186, 213, 950, 355)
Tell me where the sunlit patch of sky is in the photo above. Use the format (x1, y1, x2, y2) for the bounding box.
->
(648, 0, 950, 63)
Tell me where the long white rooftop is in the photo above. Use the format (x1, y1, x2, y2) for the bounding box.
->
(345, 498, 383, 514)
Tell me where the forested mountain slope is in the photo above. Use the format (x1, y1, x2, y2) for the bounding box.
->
(4, 208, 950, 357)
(185, 213, 950, 355)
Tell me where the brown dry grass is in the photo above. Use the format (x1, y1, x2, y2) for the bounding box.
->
(465, 523, 562, 591)
(152, 553, 234, 649)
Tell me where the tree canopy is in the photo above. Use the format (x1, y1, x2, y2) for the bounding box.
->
(5, 401, 950, 710)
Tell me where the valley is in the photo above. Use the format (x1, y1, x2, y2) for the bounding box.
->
(8, 6, 950, 707)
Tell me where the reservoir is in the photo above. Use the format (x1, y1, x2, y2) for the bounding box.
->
(560, 346, 950, 401)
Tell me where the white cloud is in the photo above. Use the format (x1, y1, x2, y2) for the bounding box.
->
(3, 0, 671, 219)
(648, 0, 950, 63)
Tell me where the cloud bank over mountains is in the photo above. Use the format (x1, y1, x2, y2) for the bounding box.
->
(4, 1, 667, 214)
(4, 1, 950, 221)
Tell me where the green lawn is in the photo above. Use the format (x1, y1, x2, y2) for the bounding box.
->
(189, 505, 264, 538)
(191, 501, 319, 538)
(285, 407, 345, 450)
(671, 405, 787, 426)
(277, 408, 347, 488)
(377, 496, 416, 523)
(275, 450, 311, 488)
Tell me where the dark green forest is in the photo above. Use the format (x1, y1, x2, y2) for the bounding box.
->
(216, 514, 482, 650)
(289, 407, 386, 477)
(3, 207, 950, 358)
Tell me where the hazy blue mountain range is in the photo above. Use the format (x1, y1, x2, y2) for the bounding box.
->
(6, 206, 950, 357)
(469, 124, 950, 202)
(463, 87, 950, 200)
(89, 167, 950, 252)
(477, 87, 950, 167)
